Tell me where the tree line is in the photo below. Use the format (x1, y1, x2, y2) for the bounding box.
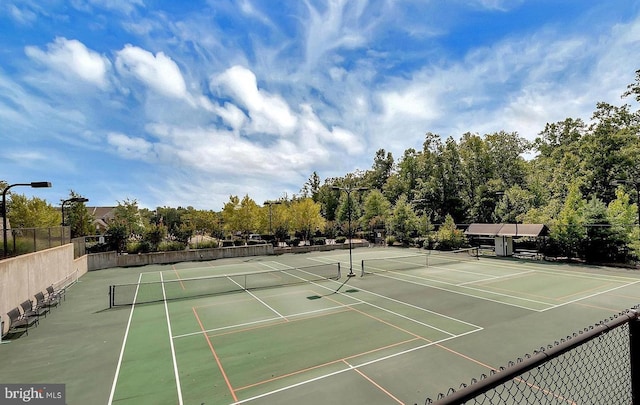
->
(2, 70, 640, 262)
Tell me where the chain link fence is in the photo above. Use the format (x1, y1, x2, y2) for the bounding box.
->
(426, 308, 640, 404)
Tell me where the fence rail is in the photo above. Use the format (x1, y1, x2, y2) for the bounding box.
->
(426, 308, 640, 404)
(1, 226, 71, 258)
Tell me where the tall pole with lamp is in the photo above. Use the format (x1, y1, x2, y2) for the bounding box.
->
(263, 200, 282, 243)
(332, 185, 368, 277)
(2, 182, 52, 258)
(61, 197, 89, 243)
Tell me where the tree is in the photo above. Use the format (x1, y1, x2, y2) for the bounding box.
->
(301, 171, 321, 201)
(550, 183, 585, 258)
(581, 197, 619, 262)
(361, 190, 390, 231)
(335, 190, 364, 237)
(221, 195, 260, 239)
(113, 198, 143, 236)
(5, 194, 59, 228)
(435, 214, 466, 250)
(142, 224, 167, 252)
(366, 149, 394, 191)
(64, 191, 93, 238)
(289, 198, 325, 242)
(608, 186, 640, 259)
(387, 195, 419, 244)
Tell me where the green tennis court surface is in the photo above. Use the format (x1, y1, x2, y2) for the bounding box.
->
(3, 247, 640, 405)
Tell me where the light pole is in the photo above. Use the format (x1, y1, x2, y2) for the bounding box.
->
(2, 182, 52, 258)
(263, 200, 282, 237)
(333, 185, 368, 277)
(61, 197, 89, 226)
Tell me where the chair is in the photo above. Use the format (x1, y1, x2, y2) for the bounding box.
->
(35, 291, 58, 309)
(19, 300, 44, 323)
(29, 295, 51, 317)
(46, 285, 66, 304)
(3, 307, 34, 339)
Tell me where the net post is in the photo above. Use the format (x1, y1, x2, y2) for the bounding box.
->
(109, 285, 113, 309)
(360, 259, 364, 277)
(630, 311, 640, 405)
(337, 262, 341, 279)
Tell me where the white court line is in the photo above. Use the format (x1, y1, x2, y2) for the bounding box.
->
(541, 279, 640, 312)
(161, 273, 184, 405)
(376, 270, 550, 311)
(231, 331, 478, 405)
(456, 269, 537, 286)
(172, 303, 364, 339)
(269, 262, 481, 336)
(226, 274, 287, 319)
(476, 259, 640, 282)
(107, 273, 142, 405)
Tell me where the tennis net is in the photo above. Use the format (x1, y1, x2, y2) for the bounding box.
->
(361, 247, 479, 276)
(108, 263, 341, 307)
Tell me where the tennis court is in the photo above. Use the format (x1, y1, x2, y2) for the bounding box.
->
(3, 247, 640, 405)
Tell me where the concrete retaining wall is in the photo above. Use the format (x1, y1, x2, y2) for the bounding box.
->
(1, 245, 87, 335)
(87, 244, 274, 270)
(1, 241, 368, 334)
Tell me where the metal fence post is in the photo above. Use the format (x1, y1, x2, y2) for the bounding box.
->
(631, 312, 640, 405)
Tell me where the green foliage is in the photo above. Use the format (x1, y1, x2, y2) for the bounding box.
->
(143, 225, 167, 251)
(361, 189, 390, 230)
(65, 191, 93, 238)
(158, 241, 186, 251)
(550, 183, 586, 258)
(434, 215, 467, 250)
(6, 194, 59, 227)
(387, 195, 419, 244)
(105, 223, 127, 253)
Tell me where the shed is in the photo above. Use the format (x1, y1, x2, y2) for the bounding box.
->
(465, 223, 549, 257)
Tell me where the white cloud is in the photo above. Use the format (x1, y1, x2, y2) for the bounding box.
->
(214, 65, 298, 135)
(115, 44, 189, 100)
(25, 37, 110, 89)
(107, 132, 154, 159)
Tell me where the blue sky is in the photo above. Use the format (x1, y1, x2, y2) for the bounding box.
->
(1, 0, 639, 210)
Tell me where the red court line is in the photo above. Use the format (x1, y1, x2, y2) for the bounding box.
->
(192, 307, 238, 402)
(346, 360, 405, 405)
(235, 337, 420, 392)
(172, 265, 186, 290)
(557, 282, 617, 300)
(323, 294, 430, 342)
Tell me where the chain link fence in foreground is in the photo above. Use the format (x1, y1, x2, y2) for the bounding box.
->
(426, 308, 640, 404)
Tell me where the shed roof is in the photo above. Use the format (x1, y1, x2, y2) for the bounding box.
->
(465, 223, 549, 237)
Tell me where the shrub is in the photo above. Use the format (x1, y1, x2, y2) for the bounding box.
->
(335, 236, 347, 244)
(233, 239, 245, 246)
(386, 235, 396, 246)
(312, 237, 326, 245)
(190, 240, 219, 249)
(159, 241, 186, 251)
(222, 240, 234, 247)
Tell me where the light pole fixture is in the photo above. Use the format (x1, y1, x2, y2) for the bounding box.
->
(2, 182, 52, 258)
(332, 185, 368, 277)
(61, 197, 89, 226)
(263, 200, 283, 237)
